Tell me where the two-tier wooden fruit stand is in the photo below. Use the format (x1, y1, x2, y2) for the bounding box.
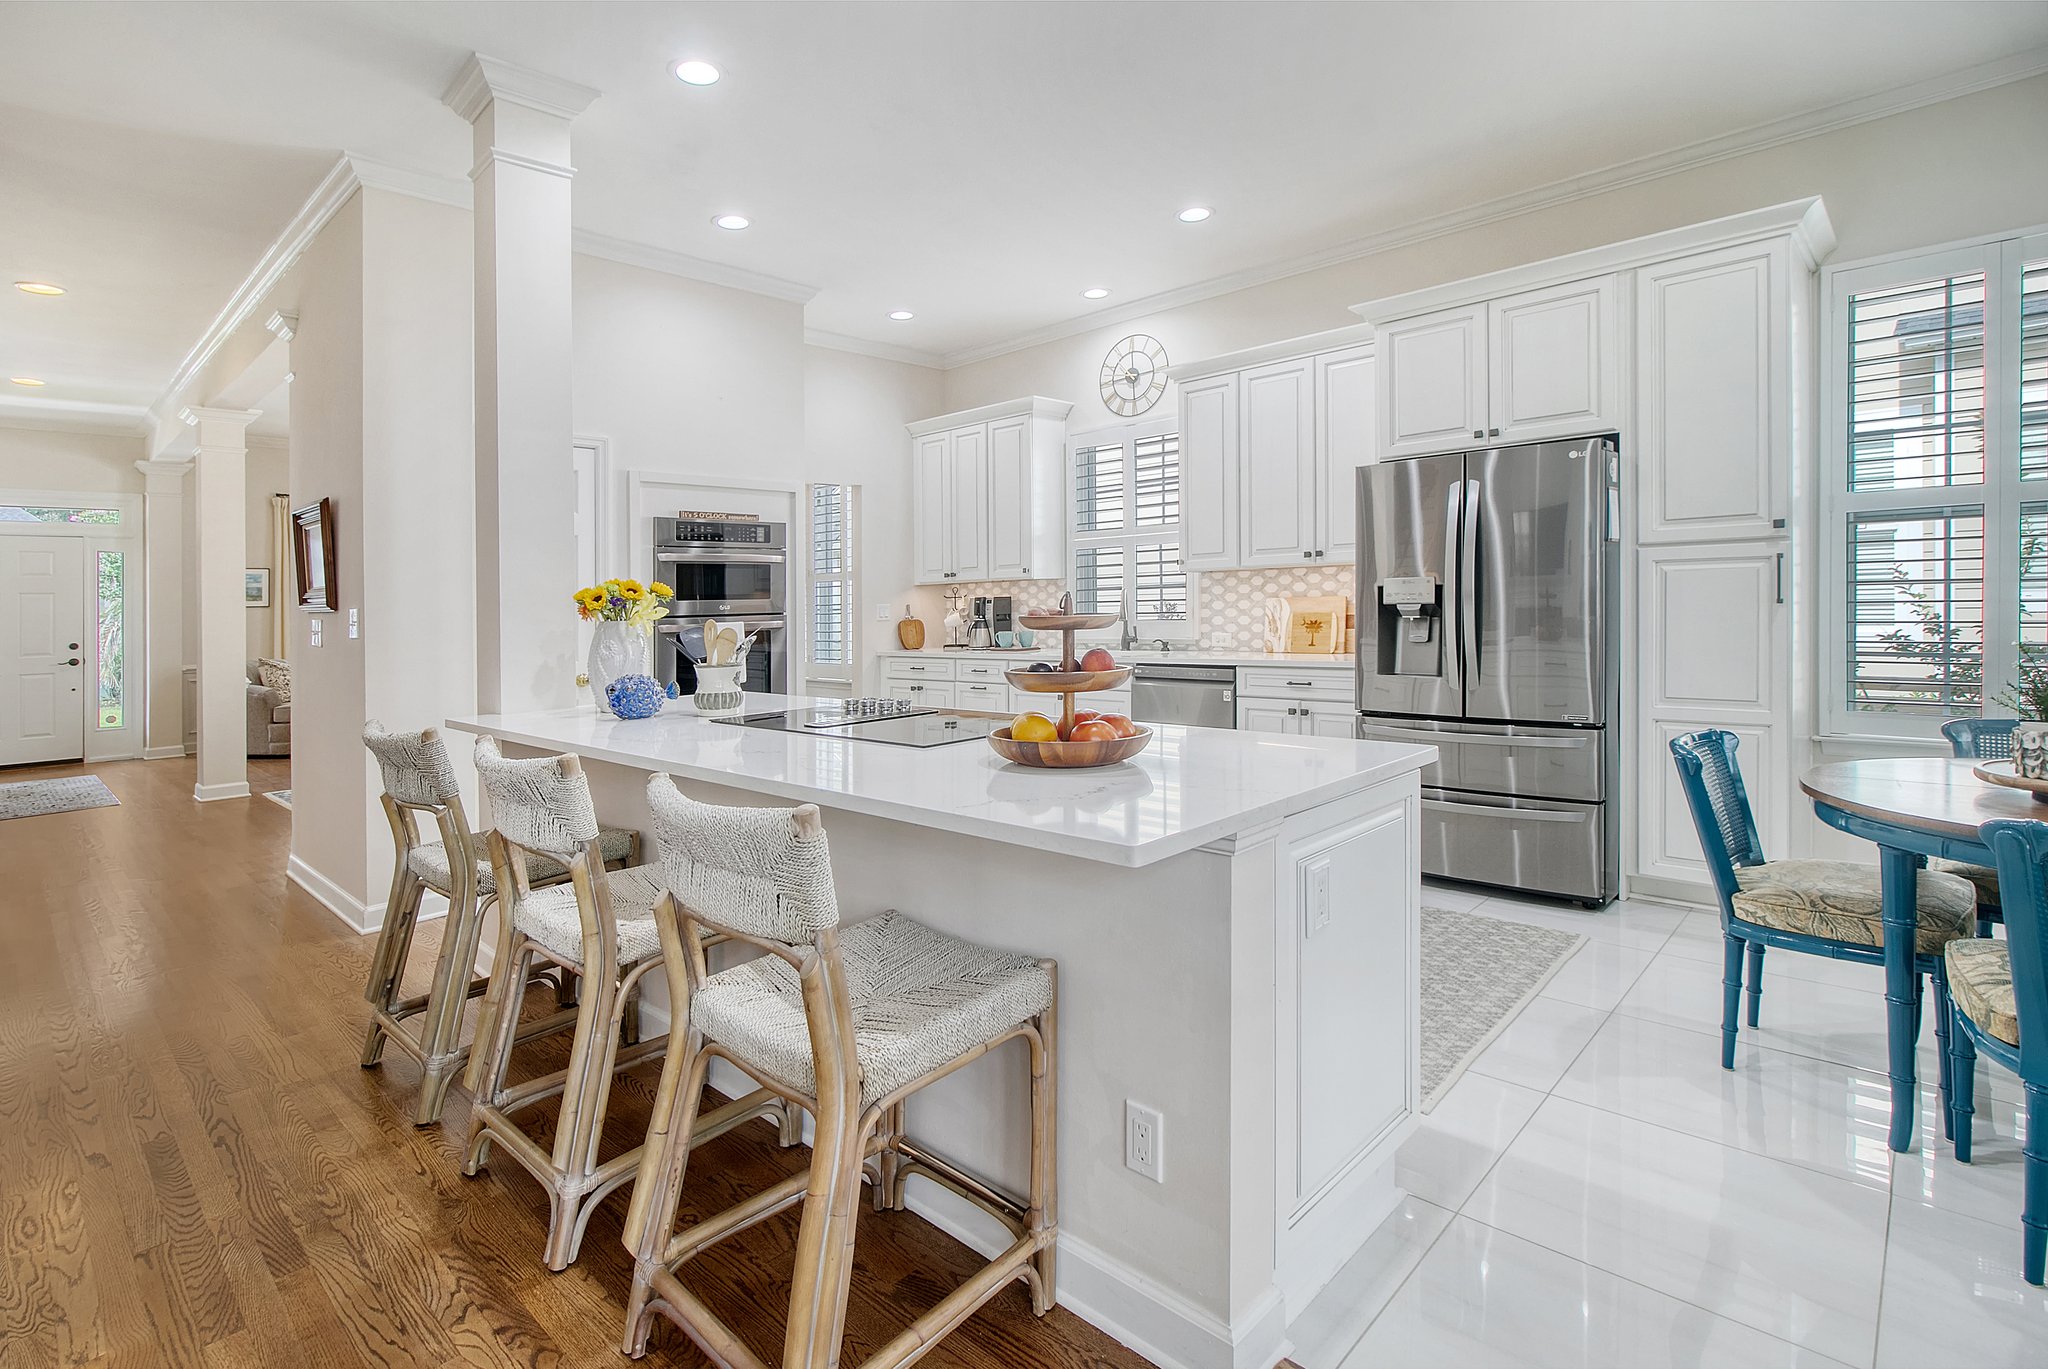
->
(987, 594, 1155, 768)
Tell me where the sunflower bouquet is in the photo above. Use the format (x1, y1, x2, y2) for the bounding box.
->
(573, 578, 675, 631)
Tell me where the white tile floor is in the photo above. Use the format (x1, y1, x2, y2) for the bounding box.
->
(1290, 884, 2047, 1369)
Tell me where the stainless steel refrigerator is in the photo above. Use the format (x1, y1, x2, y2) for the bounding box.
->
(1355, 436, 1620, 905)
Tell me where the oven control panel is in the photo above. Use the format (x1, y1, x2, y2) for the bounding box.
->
(655, 517, 783, 547)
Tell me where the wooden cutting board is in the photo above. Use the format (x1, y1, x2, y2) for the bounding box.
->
(1263, 595, 1348, 654)
(897, 612, 926, 649)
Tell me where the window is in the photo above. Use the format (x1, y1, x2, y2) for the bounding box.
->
(0, 504, 121, 525)
(808, 483, 855, 678)
(96, 550, 125, 729)
(1825, 229, 2048, 736)
(1067, 419, 1195, 640)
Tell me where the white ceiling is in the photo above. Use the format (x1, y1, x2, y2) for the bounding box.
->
(3, 0, 2046, 426)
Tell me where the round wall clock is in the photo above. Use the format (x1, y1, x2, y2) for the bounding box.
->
(1100, 334, 1168, 417)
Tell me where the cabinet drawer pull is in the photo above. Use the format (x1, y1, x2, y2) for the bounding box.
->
(1488, 427, 1501, 438)
(1473, 429, 1484, 439)
(1775, 552, 1786, 605)
(1286, 679, 1315, 687)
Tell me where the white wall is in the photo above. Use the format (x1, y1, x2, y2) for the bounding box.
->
(802, 346, 946, 692)
(943, 73, 2048, 416)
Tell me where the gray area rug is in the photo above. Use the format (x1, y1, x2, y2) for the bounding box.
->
(1421, 904, 1585, 1112)
(0, 774, 119, 821)
(263, 789, 293, 810)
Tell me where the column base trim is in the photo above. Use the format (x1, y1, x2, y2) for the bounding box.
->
(286, 854, 384, 934)
(142, 745, 186, 760)
(194, 781, 252, 802)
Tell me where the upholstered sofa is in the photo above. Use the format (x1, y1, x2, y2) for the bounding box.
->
(246, 659, 290, 756)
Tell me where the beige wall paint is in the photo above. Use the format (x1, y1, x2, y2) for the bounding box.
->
(0, 426, 147, 493)
(942, 73, 2048, 415)
(244, 443, 287, 660)
(801, 345, 946, 691)
(284, 190, 369, 910)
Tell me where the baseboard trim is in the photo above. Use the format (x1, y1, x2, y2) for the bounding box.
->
(193, 781, 252, 802)
(286, 854, 386, 934)
(141, 745, 185, 760)
(657, 1002, 1290, 1369)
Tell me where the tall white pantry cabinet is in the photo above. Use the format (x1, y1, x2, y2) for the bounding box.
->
(1353, 200, 1836, 901)
(909, 397, 1073, 585)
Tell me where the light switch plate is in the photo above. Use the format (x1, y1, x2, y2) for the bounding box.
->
(309, 618, 322, 647)
(347, 607, 360, 639)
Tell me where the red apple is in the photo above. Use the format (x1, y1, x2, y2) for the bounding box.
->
(1070, 720, 1119, 743)
(1099, 713, 1139, 738)
(1079, 647, 1116, 672)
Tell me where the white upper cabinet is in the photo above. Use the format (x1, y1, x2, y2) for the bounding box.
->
(908, 398, 1072, 585)
(1238, 358, 1317, 567)
(1181, 372, 1242, 571)
(1486, 276, 1622, 445)
(1380, 306, 1487, 458)
(1377, 278, 1620, 458)
(912, 433, 951, 583)
(1316, 346, 1375, 564)
(1634, 242, 1789, 543)
(948, 424, 989, 581)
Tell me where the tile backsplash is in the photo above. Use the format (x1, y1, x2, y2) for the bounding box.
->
(927, 564, 1355, 651)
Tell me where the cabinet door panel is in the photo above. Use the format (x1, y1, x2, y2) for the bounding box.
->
(1380, 307, 1486, 459)
(986, 415, 1031, 579)
(1302, 700, 1357, 739)
(1316, 346, 1375, 564)
(1486, 276, 1620, 444)
(949, 425, 989, 581)
(1181, 373, 1242, 569)
(886, 680, 955, 708)
(912, 433, 951, 583)
(1239, 359, 1317, 567)
(1635, 244, 1785, 542)
(1237, 699, 1298, 734)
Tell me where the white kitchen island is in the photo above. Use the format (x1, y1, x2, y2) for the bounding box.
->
(448, 697, 1431, 1369)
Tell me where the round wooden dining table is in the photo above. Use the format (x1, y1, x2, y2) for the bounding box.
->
(1801, 756, 2045, 1150)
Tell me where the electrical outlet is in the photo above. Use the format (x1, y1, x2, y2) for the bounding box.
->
(347, 607, 360, 640)
(1306, 857, 1332, 936)
(1125, 1101, 1163, 1182)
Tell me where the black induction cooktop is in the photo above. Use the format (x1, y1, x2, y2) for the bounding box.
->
(710, 698, 1001, 748)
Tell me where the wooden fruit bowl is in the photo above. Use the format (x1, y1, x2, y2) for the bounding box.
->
(1973, 760, 2048, 803)
(989, 725, 1154, 769)
(1015, 612, 1121, 633)
(1005, 666, 1133, 693)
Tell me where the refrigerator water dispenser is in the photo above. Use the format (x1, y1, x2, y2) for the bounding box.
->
(1377, 573, 1442, 676)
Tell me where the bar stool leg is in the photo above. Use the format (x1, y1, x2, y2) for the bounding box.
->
(361, 868, 425, 1068)
(1742, 940, 1765, 1028)
(464, 941, 534, 1176)
(620, 1035, 713, 1358)
(411, 884, 490, 1125)
(874, 1101, 905, 1213)
(782, 1096, 877, 1369)
(543, 962, 623, 1271)
(1719, 934, 1743, 1069)
(778, 1097, 806, 1148)
(1028, 967, 1060, 1317)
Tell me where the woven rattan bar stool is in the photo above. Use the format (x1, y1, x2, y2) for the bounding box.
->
(359, 723, 639, 1125)
(620, 774, 1059, 1368)
(462, 738, 785, 1270)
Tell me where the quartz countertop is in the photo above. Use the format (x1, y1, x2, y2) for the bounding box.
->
(880, 647, 1356, 669)
(447, 694, 1429, 868)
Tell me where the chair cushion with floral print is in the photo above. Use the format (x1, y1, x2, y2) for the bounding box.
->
(1944, 937, 2019, 1046)
(1928, 857, 1999, 907)
(1730, 859, 1975, 954)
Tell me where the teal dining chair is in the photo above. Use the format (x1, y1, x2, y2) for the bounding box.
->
(1951, 817, 2048, 1286)
(1669, 732, 1973, 1121)
(1940, 718, 2020, 936)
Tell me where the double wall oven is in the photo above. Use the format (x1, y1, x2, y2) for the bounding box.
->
(651, 517, 789, 695)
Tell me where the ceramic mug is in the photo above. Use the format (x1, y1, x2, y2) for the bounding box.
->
(996, 631, 1017, 648)
(1016, 628, 1036, 648)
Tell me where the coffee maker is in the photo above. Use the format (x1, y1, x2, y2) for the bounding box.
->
(966, 597, 995, 649)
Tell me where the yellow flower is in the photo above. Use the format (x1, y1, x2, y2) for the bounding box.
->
(615, 577, 644, 595)
(649, 582, 674, 599)
(573, 587, 604, 608)
(617, 583, 645, 601)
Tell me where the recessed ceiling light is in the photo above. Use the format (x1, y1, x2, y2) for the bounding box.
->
(1177, 206, 1212, 223)
(10, 377, 47, 386)
(14, 281, 65, 296)
(888, 311, 915, 321)
(673, 60, 721, 86)
(1081, 288, 1111, 300)
(712, 214, 750, 231)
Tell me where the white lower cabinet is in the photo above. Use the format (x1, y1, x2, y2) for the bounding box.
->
(1633, 541, 1790, 888)
(954, 679, 1009, 712)
(886, 679, 955, 708)
(1237, 674, 1355, 736)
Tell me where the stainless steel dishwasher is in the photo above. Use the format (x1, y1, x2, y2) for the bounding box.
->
(1131, 663, 1237, 729)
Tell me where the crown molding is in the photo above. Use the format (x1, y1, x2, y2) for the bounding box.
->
(572, 229, 820, 304)
(907, 395, 1074, 437)
(934, 47, 2048, 371)
(245, 433, 290, 452)
(347, 154, 471, 209)
(1166, 322, 1377, 383)
(802, 328, 946, 368)
(0, 394, 151, 436)
(444, 53, 600, 124)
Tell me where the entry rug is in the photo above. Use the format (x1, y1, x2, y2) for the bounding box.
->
(1420, 905, 1585, 1112)
(262, 789, 293, 811)
(0, 774, 119, 821)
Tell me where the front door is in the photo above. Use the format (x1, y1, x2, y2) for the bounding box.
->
(0, 535, 87, 766)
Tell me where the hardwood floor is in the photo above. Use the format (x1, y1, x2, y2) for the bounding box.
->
(0, 755, 1150, 1368)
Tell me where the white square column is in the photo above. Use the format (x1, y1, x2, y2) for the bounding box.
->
(133, 457, 193, 759)
(181, 405, 260, 801)
(445, 54, 599, 713)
